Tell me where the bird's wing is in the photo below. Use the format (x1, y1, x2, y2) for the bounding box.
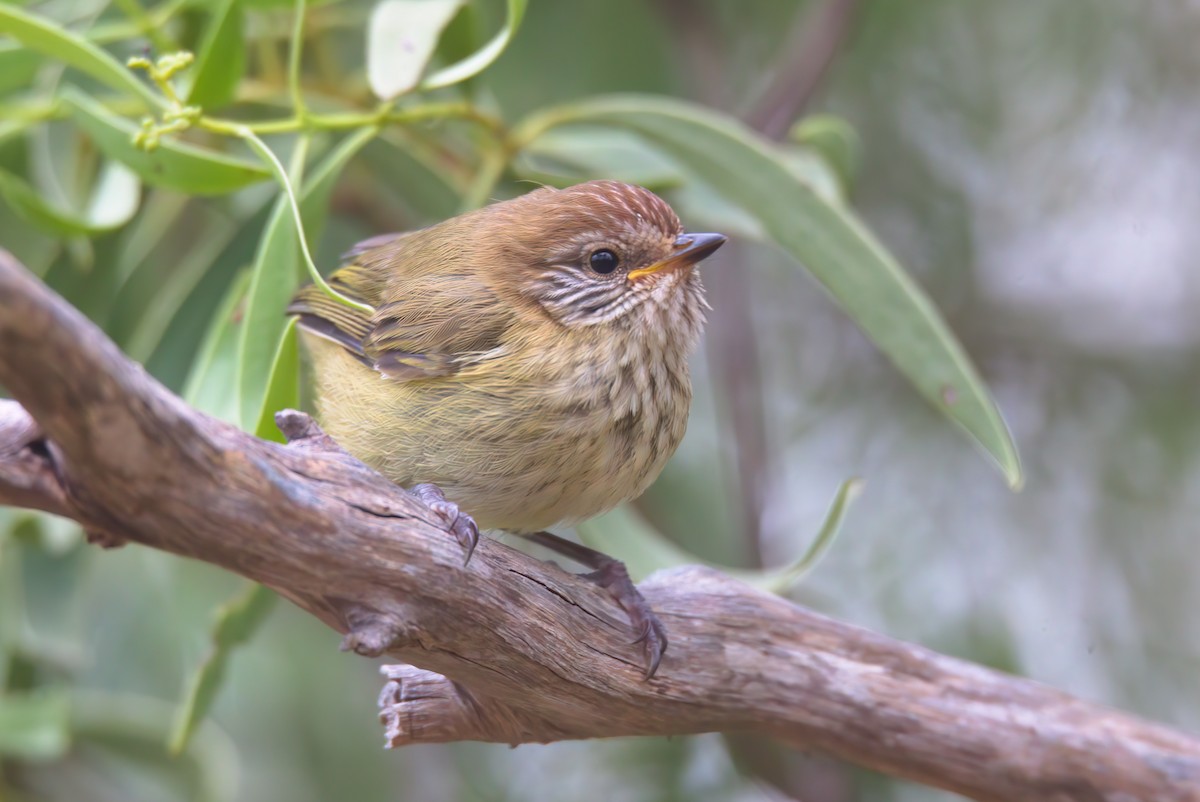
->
(287, 234, 509, 381)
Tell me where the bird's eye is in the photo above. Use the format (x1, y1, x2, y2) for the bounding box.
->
(589, 249, 619, 274)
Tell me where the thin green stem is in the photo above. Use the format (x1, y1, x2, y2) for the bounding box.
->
(198, 101, 505, 137)
(509, 105, 584, 150)
(236, 127, 374, 313)
(288, 0, 309, 122)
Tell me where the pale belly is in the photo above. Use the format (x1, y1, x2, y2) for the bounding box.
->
(304, 335, 691, 532)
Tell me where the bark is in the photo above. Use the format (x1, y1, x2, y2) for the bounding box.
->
(0, 250, 1196, 802)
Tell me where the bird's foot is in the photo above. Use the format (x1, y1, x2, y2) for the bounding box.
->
(410, 483, 479, 565)
(583, 560, 668, 679)
(522, 530, 667, 679)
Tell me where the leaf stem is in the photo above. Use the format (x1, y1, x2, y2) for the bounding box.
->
(236, 127, 374, 313)
(198, 101, 504, 137)
(9, 94, 504, 144)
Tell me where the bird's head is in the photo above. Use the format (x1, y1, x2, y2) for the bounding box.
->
(483, 180, 725, 330)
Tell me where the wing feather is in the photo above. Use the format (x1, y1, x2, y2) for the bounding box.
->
(287, 233, 509, 381)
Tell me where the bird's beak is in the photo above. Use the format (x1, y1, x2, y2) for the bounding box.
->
(627, 232, 727, 281)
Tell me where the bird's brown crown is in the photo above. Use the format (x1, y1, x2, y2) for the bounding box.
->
(514, 180, 684, 242)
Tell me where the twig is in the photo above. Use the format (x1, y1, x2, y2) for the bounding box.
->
(0, 250, 1197, 801)
(743, 0, 860, 140)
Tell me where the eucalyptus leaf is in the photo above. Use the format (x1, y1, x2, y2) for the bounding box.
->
(252, 318, 299, 443)
(0, 42, 42, 96)
(83, 160, 141, 228)
(0, 166, 104, 237)
(363, 133, 462, 222)
(433, 1, 482, 74)
(124, 212, 239, 362)
(509, 123, 841, 236)
(664, 179, 766, 242)
(30, 117, 89, 215)
(184, 269, 252, 424)
(578, 478, 862, 592)
(186, 0, 245, 110)
(513, 125, 683, 188)
(0, 160, 138, 236)
(299, 127, 380, 244)
(518, 96, 1022, 488)
(789, 114, 861, 196)
(777, 146, 844, 205)
(63, 88, 271, 195)
(420, 0, 526, 90)
(367, 0, 464, 100)
(168, 583, 278, 755)
(236, 190, 298, 429)
(0, 4, 162, 109)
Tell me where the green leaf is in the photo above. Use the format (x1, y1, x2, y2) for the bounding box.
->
(0, 161, 138, 237)
(252, 318, 299, 442)
(518, 96, 1022, 488)
(168, 583, 277, 755)
(0, 41, 43, 95)
(235, 129, 376, 430)
(514, 125, 683, 187)
(0, 5, 162, 109)
(363, 133, 463, 221)
(0, 166, 87, 235)
(297, 127, 380, 244)
(235, 189, 298, 429)
(186, 0, 246, 110)
(578, 478, 863, 592)
(124, 212, 240, 362)
(789, 114, 861, 196)
(84, 160, 142, 227)
(508, 123, 842, 240)
(0, 689, 71, 760)
(184, 269, 252, 424)
(420, 0, 527, 90)
(367, 0, 465, 100)
(664, 179, 766, 242)
(23, 117, 144, 238)
(63, 88, 271, 195)
(433, 2, 483, 74)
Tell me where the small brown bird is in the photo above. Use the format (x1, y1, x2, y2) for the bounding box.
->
(287, 180, 724, 677)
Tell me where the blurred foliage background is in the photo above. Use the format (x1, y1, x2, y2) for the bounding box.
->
(2, 0, 1198, 800)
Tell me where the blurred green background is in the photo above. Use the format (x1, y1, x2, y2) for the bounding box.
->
(3, 0, 1199, 800)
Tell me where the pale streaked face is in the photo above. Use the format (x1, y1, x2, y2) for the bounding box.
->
(499, 181, 726, 328)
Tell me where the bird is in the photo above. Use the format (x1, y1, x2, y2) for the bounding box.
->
(287, 180, 725, 677)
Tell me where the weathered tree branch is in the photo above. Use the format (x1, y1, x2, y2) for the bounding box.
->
(0, 250, 1197, 802)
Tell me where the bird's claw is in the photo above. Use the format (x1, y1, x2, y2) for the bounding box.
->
(410, 483, 479, 565)
(585, 561, 668, 679)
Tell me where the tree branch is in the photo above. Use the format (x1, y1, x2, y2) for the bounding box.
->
(0, 249, 1197, 802)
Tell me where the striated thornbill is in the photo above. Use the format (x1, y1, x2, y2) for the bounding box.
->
(288, 180, 725, 677)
